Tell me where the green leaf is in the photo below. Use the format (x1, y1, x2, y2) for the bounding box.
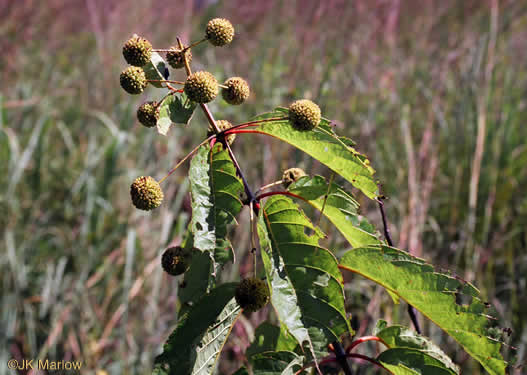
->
(340, 245, 506, 375)
(375, 322, 459, 374)
(144, 52, 167, 88)
(251, 351, 305, 375)
(247, 322, 298, 358)
(251, 108, 378, 199)
(157, 92, 197, 136)
(153, 283, 241, 375)
(189, 146, 215, 252)
(188, 144, 244, 263)
(377, 348, 457, 375)
(288, 175, 381, 248)
(179, 250, 214, 313)
(258, 195, 351, 359)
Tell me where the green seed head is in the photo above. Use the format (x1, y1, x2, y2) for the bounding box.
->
(120, 66, 147, 95)
(122, 34, 152, 67)
(130, 176, 163, 210)
(288, 99, 321, 131)
(184, 71, 218, 103)
(161, 246, 191, 276)
(166, 45, 192, 69)
(137, 101, 159, 128)
(222, 77, 250, 105)
(282, 168, 307, 188)
(235, 278, 270, 312)
(206, 18, 235, 47)
(207, 120, 236, 146)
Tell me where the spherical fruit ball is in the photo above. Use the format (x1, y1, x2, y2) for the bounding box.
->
(184, 71, 218, 103)
(166, 45, 192, 69)
(205, 18, 234, 47)
(288, 99, 321, 131)
(222, 77, 250, 105)
(207, 120, 236, 146)
(122, 34, 153, 67)
(130, 176, 163, 210)
(235, 278, 270, 312)
(120, 66, 147, 95)
(282, 167, 307, 188)
(161, 246, 191, 276)
(137, 101, 159, 128)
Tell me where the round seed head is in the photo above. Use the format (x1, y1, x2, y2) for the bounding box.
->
(137, 101, 159, 128)
(166, 45, 192, 69)
(288, 99, 321, 131)
(222, 77, 250, 105)
(120, 66, 147, 95)
(122, 34, 153, 67)
(184, 71, 218, 103)
(282, 168, 307, 188)
(161, 246, 191, 276)
(206, 18, 234, 47)
(130, 176, 163, 210)
(235, 278, 270, 312)
(207, 120, 236, 146)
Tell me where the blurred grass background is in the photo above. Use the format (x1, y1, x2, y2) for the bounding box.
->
(1, 0, 526, 374)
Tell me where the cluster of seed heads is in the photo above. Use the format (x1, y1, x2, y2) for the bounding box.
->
(119, 18, 250, 128)
(123, 19, 322, 302)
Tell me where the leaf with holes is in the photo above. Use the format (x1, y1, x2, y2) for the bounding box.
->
(153, 283, 241, 375)
(340, 245, 506, 375)
(258, 195, 351, 360)
(250, 108, 378, 199)
(188, 144, 244, 266)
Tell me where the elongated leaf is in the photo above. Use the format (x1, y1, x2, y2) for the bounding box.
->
(144, 52, 168, 88)
(374, 321, 459, 374)
(189, 146, 215, 252)
(377, 348, 457, 375)
(258, 195, 351, 359)
(189, 144, 244, 263)
(288, 175, 380, 247)
(340, 245, 506, 375)
(153, 283, 241, 375)
(251, 108, 378, 199)
(157, 92, 197, 135)
(251, 351, 305, 375)
(179, 250, 214, 312)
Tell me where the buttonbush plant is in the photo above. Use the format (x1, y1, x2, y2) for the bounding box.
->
(119, 18, 509, 375)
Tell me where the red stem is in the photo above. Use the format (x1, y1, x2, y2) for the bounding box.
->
(346, 336, 389, 354)
(223, 129, 266, 136)
(229, 117, 287, 131)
